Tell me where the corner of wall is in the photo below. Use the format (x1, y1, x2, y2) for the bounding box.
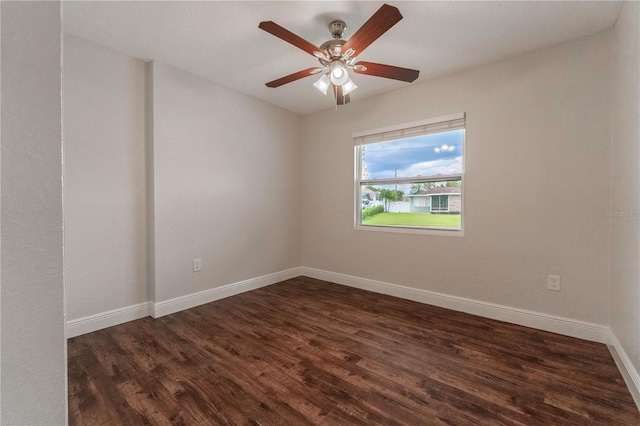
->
(145, 61, 156, 307)
(608, 331, 640, 409)
(1, 1, 67, 423)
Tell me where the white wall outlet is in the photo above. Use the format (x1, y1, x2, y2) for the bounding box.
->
(547, 274, 560, 291)
(193, 258, 202, 272)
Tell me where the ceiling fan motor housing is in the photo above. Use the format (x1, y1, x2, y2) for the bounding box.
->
(319, 39, 346, 60)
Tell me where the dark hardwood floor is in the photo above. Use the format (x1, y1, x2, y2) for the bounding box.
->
(68, 276, 640, 425)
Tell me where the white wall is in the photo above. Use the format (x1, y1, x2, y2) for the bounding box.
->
(150, 62, 301, 304)
(63, 41, 302, 321)
(64, 35, 147, 320)
(610, 0, 640, 392)
(302, 32, 612, 325)
(1, 2, 67, 424)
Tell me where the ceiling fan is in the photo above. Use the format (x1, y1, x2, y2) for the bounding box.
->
(259, 4, 419, 106)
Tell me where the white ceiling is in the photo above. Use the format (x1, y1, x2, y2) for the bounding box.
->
(63, 1, 621, 116)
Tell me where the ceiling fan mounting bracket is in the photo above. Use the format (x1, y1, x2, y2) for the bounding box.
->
(328, 20, 346, 39)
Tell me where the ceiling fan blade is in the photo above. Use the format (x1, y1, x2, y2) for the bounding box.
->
(334, 85, 351, 105)
(341, 4, 403, 59)
(353, 61, 419, 82)
(265, 67, 324, 88)
(259, 21, 324, 58)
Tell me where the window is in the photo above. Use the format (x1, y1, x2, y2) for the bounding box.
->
(432, 195, 448, 212)
(354, 113, 465, 233)
(415, 197, 429, 207)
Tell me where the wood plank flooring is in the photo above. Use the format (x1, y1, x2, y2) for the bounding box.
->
(68, 276, 640, 425)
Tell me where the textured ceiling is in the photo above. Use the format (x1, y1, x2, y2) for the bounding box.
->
(63, 1, 621, 115)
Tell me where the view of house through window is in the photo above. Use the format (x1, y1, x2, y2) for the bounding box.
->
(355, 113, 465, 232)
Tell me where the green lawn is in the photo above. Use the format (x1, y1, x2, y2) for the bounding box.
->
(362, 212, 461, 228)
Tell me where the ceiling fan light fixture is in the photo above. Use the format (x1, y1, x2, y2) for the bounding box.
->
(329, 61, 349, 86)
(313, 74, 331, 95)
(342, 78, 358, 95)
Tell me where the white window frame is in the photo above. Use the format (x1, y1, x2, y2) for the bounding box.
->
(353, 113, 465, 236)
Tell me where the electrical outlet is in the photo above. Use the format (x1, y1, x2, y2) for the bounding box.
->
(547, 274, 560, 291)
(193, 258, 202, 272)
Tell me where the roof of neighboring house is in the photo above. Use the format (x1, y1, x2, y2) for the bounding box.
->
(409, 187, 461, 196)
(362, 189, 379, 200)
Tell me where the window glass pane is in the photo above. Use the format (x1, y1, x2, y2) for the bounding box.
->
(361, 129, 464, 180)
(360, 181, 461, 230)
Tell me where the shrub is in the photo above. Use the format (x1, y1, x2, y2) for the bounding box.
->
(362, 204, 384, 219)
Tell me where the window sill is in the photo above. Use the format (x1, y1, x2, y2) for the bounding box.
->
(355, 224, 465, 237)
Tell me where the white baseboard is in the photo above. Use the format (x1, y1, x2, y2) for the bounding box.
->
(66, 267, 302, 337)
(301, 267, 609, 344)
(607, 331, 640, 409)
(151, 267, 303, 318)
(66, 302, 150, 339)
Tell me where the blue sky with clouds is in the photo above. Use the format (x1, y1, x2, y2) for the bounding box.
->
(362, 130, 464, 180)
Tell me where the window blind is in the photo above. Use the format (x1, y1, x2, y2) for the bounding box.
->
(353, 112, 465, 146)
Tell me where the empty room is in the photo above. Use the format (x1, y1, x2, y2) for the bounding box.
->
(2, 1, 640, 424)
